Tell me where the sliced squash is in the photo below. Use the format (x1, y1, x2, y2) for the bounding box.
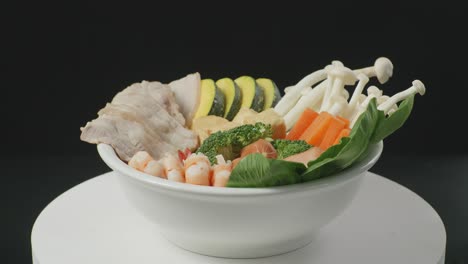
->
(256, 78, 282, 110)
(194, 79, 225, 118)
(234, 76, 265, 112)
(216, 78, 242, 120)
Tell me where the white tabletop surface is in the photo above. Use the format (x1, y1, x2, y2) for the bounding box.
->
(31, 172, 446, 264)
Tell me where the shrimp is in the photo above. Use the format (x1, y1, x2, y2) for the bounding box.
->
(184, 153, 211, 186)
(143, 160, 166, 179)
(211, 155, 232, 187)
(162, 154, 185, 183)
(128, 151, 153, 171)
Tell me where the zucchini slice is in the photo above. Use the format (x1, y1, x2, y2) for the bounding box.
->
(216, 78, 242, 120)
(256, 78, 282, 110)
(194, 79, 225, 118)
(234, 76, 265, 112)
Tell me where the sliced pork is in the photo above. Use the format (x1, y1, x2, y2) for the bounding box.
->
(169, 73, 201, 127)
(80, 81, 198, 161)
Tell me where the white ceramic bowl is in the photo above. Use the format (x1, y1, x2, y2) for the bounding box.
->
(98, 142, 383, 258)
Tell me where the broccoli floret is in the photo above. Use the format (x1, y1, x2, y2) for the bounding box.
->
(272, 139, 311, 159)
(197, 123, 273, 164)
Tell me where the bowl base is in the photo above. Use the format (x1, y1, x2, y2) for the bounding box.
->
(163, 232, 317, 259)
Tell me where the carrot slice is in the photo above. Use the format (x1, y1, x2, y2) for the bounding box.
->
(299, 112, 333, 146)
(336, 116, 350, 129)
(333, 128, 351, 145)
(319, 117, 346, 150)
(286, 109, 318, 140)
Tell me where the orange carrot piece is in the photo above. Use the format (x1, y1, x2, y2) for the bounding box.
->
(286, 109, 318, 140)
(333, 128, 351, 145)
(336, 116, 350, 129)
(319, 117, 346, 150)
(299, 112, 333, 146)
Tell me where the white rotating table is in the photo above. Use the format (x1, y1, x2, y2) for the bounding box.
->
(31, 172, 446, 264)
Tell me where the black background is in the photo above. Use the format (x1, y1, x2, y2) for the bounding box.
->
(3, 2, 468, 263)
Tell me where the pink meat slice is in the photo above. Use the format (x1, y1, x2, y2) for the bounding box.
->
(80, 81, 198, 161)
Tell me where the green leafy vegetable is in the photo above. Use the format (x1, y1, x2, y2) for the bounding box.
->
(271, 139, 311, 159)
(197, 123, 273, 164)
(301, 98, 380, 182)
(226, 154, 306, 187)
(226, 96, 420, 187)
(370, 95, 414, 143)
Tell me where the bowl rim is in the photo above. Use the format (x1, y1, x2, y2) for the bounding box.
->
(97, 141, 383, 197)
